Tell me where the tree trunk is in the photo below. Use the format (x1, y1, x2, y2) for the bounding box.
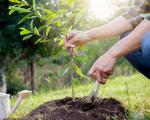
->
(0, 69, 7, 93)
(24, 63, 31, 84)
(29, 60, 35, 93)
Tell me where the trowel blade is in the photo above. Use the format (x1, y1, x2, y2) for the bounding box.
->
(86, 81, 100, 103)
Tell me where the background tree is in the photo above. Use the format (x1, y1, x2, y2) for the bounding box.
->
(0, 0, 24, 93)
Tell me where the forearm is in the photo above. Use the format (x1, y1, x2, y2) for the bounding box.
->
(86, 16, 133, 41)
(108, 19, 150, 58)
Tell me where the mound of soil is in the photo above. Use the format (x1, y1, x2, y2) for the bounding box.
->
(22, 97, 128, 120)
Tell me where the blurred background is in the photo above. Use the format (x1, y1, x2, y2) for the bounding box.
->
(0, 0, 145, 95)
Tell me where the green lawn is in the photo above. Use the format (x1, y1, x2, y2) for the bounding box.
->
(11, 74, 150, 119)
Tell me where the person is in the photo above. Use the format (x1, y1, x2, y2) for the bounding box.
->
(64, 0, 150, 84)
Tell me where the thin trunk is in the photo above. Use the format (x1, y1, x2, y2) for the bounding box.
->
(0, 69, 7, 93)
(24, 63, 30, 84)
(30, 60, 35, 93)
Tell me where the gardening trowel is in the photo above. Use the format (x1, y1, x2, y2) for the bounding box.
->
(86, 70, 101, 103)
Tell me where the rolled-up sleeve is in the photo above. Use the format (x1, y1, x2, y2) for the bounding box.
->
(122, 0, 147, 28)
(122, 8, 144, 28)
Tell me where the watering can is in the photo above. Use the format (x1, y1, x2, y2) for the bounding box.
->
(0, 90, 31, 119)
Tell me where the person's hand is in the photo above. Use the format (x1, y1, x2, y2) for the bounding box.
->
(64, 29, 91, 55)
(88, 52, 118, 84)
(66, 29, 91, 47)
(64, 35, 76, 55)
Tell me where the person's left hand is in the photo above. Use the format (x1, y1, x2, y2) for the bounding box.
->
(88, 52, 118, 84)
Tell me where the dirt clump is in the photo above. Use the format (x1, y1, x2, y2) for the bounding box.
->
(22, 97, 128, 120)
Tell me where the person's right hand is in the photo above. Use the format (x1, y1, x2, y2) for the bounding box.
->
(66, 29, 91, 48)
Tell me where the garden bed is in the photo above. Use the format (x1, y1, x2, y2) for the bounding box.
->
(21, 97, 128, 120)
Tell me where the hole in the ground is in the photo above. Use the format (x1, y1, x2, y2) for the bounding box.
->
(82, 103, 95, 111)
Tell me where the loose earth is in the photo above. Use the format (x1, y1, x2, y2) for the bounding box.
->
(22, 97, 128, 120)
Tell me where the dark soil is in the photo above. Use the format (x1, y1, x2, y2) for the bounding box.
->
(22, 97, 128, 120)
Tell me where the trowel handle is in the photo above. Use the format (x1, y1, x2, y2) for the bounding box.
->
(11, 97, 23, 114)
(95, 81, 100, 93)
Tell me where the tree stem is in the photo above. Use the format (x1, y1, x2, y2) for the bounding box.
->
(70, 55, 75, 101)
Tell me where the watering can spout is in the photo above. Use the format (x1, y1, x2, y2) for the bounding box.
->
(11, 90, 32, 114)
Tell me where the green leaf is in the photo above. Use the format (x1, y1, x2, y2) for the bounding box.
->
(28, 16, 36, 19)
(22, 35, 32, 41)
(74, 64, 83, 76)
(9, 9, 15, 15)
(30, 19, 34, 30)
(20, 27, 31, 35)
(20, 27, 29, 31)
(18, 14, 31, 24)
(56, 20, 62, 27)
(61, 68, 70, 76)
(59, 39, 64, 45)
(74, 64, 89, 80)
(9, 6, 30, 13)
(21, 0, 29, 6)
(35, 38, 42, 44)
(40, 8, 53, 15)
(35, 11, 41, 18)
(32, 0, 36, 11)
(20, 31, 30, 35)
(34, 27, 40, 35)
(40, 40, 49, 43)
(46, 27, 51, 37)
(9, 0, 21, 4)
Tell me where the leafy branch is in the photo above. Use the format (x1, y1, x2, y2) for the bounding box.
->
(9, 0, 89, 100)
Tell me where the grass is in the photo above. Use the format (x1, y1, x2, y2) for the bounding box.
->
(10, 74, 150, 119)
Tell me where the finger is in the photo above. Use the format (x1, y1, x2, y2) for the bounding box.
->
(101, 72, 109, 79)
(65, 35, 75, 48)
(96, 70, 107, 84)
(67, 31, 76, 41)
(68, 38, 75, 46)
(67, 38, 75, 48)
(89, 71, 97, 80)
(96, 69, 102, 83)
(102, 79, 107, 84)
(103, 65, 114, 75)
(69, 31, 76, 40)
(88, 65, 96, 78)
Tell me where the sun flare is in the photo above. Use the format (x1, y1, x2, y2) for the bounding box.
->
(89, 0, 115, 20)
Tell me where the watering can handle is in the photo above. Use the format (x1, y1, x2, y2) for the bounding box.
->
(11, 97, 23, 114)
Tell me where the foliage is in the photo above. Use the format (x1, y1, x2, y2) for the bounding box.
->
(5, 61, 27, 95)
(9, 0, 90, 97)
(0, 0, 23, 61)
(0, 0, 25, 93)
(9, 0, 67, 47)
(7, 78, 26, 95)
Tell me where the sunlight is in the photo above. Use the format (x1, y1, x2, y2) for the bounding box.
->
(89, 0, 115, 20)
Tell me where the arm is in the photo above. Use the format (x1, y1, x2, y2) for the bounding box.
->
(109, 19, 150, 58)
(88, 19, 150, 84)
(67, 16, 133, 47)
(67, 0, 147, 47)
(87, 0, 149, 41)
(85, 16, 133, 41)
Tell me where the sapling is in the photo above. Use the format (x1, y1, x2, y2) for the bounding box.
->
(54, 0, 77, 101)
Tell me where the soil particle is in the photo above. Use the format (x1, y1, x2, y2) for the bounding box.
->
(22, 97, 128, 120)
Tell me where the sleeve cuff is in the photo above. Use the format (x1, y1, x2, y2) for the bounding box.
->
(122, 8, 144, 28)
